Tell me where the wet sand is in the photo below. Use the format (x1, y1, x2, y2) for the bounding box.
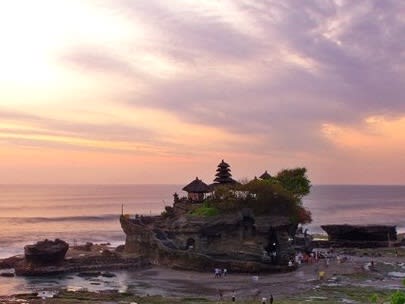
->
(121, 255, 372, 299)
(1, 247, 404, 303)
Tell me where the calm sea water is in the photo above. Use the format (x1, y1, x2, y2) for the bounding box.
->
(0, 184, 179, 259)
(0, 184, 404, 259)
(304, 185, 405, 234)
(0, 184, 405, 296)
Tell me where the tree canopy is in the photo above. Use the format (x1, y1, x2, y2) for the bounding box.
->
(193, 167, 312, 225)
(274, 167, 311, 199)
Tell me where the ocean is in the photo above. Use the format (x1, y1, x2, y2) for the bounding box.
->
(0, 184, 179, 259)
(305, 185, 405, 234)
(1, 184, 405, 296)
(1, 184, 405, 259)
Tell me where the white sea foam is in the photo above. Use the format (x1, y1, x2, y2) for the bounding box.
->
(388, 272, 405, 278)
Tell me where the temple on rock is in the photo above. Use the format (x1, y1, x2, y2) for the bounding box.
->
(120, 160, 298, 272)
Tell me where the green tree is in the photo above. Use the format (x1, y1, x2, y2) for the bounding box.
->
(237, 177, 312, 224)
(201, 168, 313, 224)
(275, 167, 311, 199)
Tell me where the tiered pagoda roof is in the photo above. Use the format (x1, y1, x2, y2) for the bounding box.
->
(213, 160, 237, 185)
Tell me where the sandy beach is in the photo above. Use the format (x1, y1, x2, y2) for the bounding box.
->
(108, 247, 405, 300)
(1, 247, 404, 303)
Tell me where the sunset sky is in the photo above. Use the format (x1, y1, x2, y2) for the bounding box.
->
(1, 0, 404, 185)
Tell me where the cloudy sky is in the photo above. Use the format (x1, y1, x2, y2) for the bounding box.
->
(0, 0, 404, 184)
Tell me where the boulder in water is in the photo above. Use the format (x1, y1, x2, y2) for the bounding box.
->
(24, 239, 69, 265)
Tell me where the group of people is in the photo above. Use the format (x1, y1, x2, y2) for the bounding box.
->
(214, 267, 228, 278)
(291, 248, 342, 267)
(261, 294, 274, 304)
(217, 289, 274, 303)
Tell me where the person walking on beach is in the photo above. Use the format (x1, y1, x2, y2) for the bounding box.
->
(261, 297, 267, 304)
(270, 294, 274, 304)
(218, 289, 223, 301)
(231, 290, 236, 302)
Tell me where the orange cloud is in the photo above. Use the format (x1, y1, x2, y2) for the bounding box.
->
(322, 115, 405, 153)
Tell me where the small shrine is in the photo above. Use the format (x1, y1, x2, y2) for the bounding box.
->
(182, 177, 210, 202)
(259, 170, 272, 180)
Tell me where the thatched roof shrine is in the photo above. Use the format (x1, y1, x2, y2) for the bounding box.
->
(182, 177, 210, 193)
(259, 170, 272, 180)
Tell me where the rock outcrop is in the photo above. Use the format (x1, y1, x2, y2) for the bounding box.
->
(14, 254, 149, 276)
(120, 209, 296, 272)
(24, 239, 69, 265)
(0, 239, 152, 276)
(321, 224, 397, 248)
(0, 255, 23, 269)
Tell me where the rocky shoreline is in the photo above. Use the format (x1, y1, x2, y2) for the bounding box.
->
(1, 231, 405, 303)
(0, 246, 404, 303)
(0, 242, 150, 277)
(0, 241, 405, 304)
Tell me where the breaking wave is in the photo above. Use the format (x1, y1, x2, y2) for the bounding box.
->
(0, 214, 119, 224)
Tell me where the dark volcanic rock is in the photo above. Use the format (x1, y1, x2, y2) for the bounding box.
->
(101, 271, 116, 278)
(24, 239, 69, 265)
(73, 242, 93, 251)
(321, 225, 397, 247)
(0, 256, 24, 269)
(115, 245, 125, 253)
(14, 255, 150, 276)
(77, 271, 102, 277)
(120, 212, 296, 272)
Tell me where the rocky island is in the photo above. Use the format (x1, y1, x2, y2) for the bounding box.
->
(120, 160, 312, 272)
(320, 224, 398, 248)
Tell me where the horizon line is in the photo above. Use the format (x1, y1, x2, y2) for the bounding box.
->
(0, 183, 405, 187)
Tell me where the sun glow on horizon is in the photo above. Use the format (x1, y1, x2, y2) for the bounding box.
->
(322, 115, 405, 154)
(0, 1, 404, 184)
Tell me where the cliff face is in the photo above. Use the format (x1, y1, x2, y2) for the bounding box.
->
(120, 211, 296, 272)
